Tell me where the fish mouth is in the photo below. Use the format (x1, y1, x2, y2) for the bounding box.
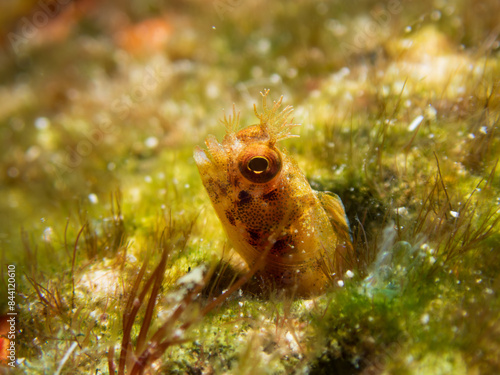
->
(194, 145, 219, 191)
(193, 135, 226, 170)
(193, 145, 211, 168)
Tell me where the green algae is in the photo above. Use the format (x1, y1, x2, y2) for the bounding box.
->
(0, 0, 499, 374)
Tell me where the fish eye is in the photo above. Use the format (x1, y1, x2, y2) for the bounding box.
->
(248, 156, 269, 173)
(238, 145, 282, 183)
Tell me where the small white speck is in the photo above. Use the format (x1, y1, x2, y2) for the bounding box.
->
(450, 210, 459, 218)
(270, 73, 281, 84)
(184, 183, 190, 189)
(173, 328, 183, 339)
(405, 26, 412, 33)
(303, 300, 314, 310)
(145, 136, 159, 149)
(468, 133, 475, 139)
(35, 117, 50, 130)
(394, 206, 408, 215)
(401, 39, 413, 49)
(345, 270, 354, 278)
(420, 313, 430, 324)
(177, 265, 205, 286)
(426, 105, 437, 120)
(257, 38, 271, 54)
(408, 115, 424, 131)
(480, 126, 488, 134)
(88, 193, 98, 204)
(145, 175, 152, 183)
(337, 280, 344, 287)
(42, 227, 53, 242)
(205, 82, 220, 99)
(25, 146, 41, 161)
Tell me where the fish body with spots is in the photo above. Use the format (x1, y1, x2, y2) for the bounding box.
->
(194, 90, 353, 296)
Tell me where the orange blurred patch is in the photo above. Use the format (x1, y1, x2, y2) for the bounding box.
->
(0, 315, 9, 365)
(115, 17, 172, 55)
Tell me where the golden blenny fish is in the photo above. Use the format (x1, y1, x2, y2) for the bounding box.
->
(194, 90, 353, 296)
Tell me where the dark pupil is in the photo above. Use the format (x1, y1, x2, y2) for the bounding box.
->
(248, 157, 269, 172)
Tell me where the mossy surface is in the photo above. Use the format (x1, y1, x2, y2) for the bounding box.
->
(0, 0, 499, 374)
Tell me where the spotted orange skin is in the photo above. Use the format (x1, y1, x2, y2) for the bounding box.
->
(194, 90, 353, 296)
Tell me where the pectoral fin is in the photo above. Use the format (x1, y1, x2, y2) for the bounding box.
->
(316, 191, 351, 238)
(316, 191, 354, 274)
